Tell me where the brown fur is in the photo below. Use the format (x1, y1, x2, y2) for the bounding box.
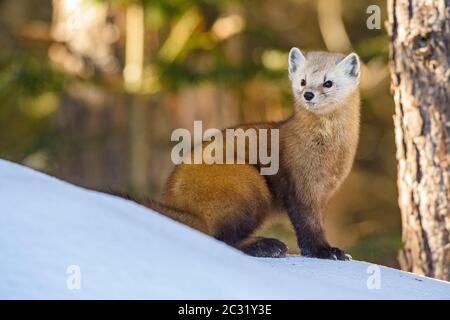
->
(143, 51, 361, 260)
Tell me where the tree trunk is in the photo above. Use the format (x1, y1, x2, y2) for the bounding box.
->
(124, 4, 149, 195)
(388, 0, 450, 280)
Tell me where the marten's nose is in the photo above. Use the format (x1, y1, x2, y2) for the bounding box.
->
(304, 92, 315, 101)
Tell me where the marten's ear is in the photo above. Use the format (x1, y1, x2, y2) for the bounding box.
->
(288, 47, 306, 81)
(337, 53, 360, 82)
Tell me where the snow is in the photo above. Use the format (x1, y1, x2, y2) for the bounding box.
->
(0, 159, 449, 300)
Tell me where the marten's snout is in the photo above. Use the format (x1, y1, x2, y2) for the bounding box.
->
(304, 92, 315, 101)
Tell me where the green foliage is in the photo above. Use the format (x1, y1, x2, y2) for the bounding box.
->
(0, 54, 66, 161)
(356, 35, 389, 61)
(157, 59, 284, 90)
(0, 55, 65, 99)
(350, 233, 402, 267)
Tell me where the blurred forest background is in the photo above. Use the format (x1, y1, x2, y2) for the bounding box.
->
(0, 0, 400, 267)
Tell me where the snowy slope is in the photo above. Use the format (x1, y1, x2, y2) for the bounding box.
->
(0, 159, 449, 300)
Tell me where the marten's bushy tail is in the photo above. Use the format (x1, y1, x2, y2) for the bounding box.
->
(108, 190, 208, 233)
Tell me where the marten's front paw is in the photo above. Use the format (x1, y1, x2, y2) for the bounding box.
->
(303, 246, 351, 261)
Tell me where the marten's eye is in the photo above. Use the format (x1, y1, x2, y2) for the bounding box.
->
(323, 80, 333, 88)
(301, 79, 306, 86)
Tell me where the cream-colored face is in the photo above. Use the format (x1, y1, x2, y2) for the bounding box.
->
(288, 48, 360, 114)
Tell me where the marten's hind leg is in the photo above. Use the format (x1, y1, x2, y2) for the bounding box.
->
(165, 163, 281, 256)
(238, 237, 288, 258)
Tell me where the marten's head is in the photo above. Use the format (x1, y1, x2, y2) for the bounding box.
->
(288, 48, 360, 114)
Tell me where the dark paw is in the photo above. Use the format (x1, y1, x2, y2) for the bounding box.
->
(302, 246, 351, 261)
(240, 237, 288, 258)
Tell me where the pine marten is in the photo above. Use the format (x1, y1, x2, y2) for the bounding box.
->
(136, 48, 361, 260)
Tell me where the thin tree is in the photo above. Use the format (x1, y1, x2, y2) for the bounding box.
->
(124, 3, 149, 194)
(388, 0, 450, 280)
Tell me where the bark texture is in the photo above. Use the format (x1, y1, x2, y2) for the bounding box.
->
(388, 0, 450, 280)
